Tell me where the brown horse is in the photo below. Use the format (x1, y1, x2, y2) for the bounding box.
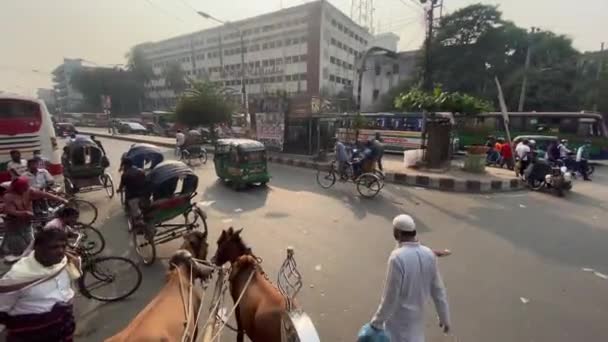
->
(213, 227, 289, 342)
(105, 231, 212, 342)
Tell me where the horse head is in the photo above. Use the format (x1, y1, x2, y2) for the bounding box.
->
(213, 227, 248, 266)
(168, 249, 214, 281)
(180, 230, 209, 261)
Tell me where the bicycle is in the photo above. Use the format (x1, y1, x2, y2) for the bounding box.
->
(316, 160, 383, 198)
(71, 233, 142, 302)
(44, 187, 99, 226)
(31, 202, 105, 256)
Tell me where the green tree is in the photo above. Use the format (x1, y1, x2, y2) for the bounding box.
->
(71, 68, 143, 115)
(395, 87, 492, 167)
(175, 80, 235, 128)
(163, 62, 188, 95)
(126, 46, 154, 110)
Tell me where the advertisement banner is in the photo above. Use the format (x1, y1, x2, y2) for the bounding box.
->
(255, 113, 285, 151)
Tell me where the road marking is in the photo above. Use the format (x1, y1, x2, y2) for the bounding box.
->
(593, 271, 608, 279)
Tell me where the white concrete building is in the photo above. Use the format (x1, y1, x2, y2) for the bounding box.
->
(52, 58, 87, 112)
(137, 0, 374, 110)
(359, 50, 419, 112)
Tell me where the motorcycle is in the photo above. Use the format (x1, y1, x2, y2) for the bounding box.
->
(528, 165, 573, 197)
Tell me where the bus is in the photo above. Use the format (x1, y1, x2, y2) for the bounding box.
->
(0, 93, 62, 182)
(459, 112, 608, 159)
(335, 112, 456, 152)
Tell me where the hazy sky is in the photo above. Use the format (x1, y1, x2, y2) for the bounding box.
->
(2, 0, 606, 96)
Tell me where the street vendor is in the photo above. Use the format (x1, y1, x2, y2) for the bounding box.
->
(0, 229, 79, 342)
(0, 177, 67, 262)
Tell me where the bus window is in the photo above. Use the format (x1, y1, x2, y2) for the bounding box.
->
(559, 118, 577, 134)
(390, 118, 403, 130)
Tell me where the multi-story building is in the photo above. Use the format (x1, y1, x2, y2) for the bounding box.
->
(137, 0, 374, 110)
(52, 58, 87, 112)
(359, 49, 419, 112)
(36, 88, 57, 112)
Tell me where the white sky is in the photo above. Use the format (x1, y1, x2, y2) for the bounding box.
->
(1, 0, 606, 96)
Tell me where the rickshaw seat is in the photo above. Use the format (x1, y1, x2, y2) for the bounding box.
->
(143, 193, 195, 225)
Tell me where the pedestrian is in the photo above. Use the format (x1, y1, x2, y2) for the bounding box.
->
(1, 176, 67, 262)
(515, 139, 531, 176)
(175, 129, 185, 156)
(576, 140, 592, 181)
(369, 214, 451, 342)
(334, 137, 349, 179)
(7, 150, 27, 180)
(372, 132, 385, 171)
(0, 228, 79, 342)
(500, 140, 514, 170)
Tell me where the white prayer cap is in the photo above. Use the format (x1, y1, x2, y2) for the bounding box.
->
(393, 214, 416, 232)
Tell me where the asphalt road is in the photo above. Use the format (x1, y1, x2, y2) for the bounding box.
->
(5, 136, 608, 342)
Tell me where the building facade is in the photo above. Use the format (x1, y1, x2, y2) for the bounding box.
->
(359, 50, 419, 112)
(36, 88, 57, 112)
(137, 0, 374, 110)
(52, 58, 87, 112)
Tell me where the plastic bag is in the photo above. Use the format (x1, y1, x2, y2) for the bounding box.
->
(357, 323, 390, 342)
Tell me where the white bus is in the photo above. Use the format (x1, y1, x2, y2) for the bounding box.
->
(0, 93, 61, 182)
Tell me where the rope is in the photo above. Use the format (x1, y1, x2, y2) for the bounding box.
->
(209, 267, 255, 342)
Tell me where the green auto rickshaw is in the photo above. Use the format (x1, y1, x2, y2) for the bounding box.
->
(213, 139, 270, 189)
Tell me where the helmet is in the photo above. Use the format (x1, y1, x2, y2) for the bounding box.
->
(529, 139, 536, 145)
(560, 139, 568, 144)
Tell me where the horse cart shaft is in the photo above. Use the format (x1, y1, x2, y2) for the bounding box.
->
(198, 270, 226, 342)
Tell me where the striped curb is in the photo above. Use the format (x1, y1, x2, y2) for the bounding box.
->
(81, 130, 524, 193)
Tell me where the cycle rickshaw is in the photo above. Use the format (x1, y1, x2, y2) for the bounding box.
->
(180, 129, 208, 165)
(131, 160, 208, 265)
(63, 136, 114, 198)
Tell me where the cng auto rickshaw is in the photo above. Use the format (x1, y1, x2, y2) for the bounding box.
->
(214, 139, 270, 189)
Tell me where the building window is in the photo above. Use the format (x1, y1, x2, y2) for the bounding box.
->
(269, 41, 275, 49)
(373, 89, 380, 102)
(286, 75, 293, 81)
(393, 64, 400, 74)
(299, 73, 306, 80)
(292, 56, 299, 63)
(375, 64, 381, 76)
(330, 56, 335, 64)
(263, 60, 269, 67)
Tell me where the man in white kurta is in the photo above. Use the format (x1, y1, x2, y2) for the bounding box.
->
(370, 214, 451, 342)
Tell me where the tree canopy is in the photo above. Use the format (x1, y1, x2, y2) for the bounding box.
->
(384, 3, 604, 113)
(395, 87, 492, 115)
(175, 81, 236, 127)
(71, 68, 143, 115)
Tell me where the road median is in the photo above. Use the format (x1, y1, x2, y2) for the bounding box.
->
(77, 128, 524, 193)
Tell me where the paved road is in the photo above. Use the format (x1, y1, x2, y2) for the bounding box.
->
(5, 136, 608, 341)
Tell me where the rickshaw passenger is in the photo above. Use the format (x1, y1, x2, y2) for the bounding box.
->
(72, 146, 86, 166)
(89, 146, 102, 166)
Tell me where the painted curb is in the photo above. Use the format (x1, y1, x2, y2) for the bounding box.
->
(82, 130, 524, 193)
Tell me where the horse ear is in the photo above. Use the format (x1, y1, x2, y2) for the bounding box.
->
(235, 228, 244, 236)
(227, 227, 234, 234)
(218, 230, 226, 242)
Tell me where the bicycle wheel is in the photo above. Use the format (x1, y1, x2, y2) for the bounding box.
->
(186, 206, 209, 235)
(73, 223, 105, 256)
(356, 173, 381, 198)
(78, 256, 142, 302)
(67, 199, 98, 226)
(101, 173, 115, 198)
(132, 226, 156, 265)
(587, 165, 595, 176)
(316, 167, 336, 189)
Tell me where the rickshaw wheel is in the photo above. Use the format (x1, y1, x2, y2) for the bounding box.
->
(100, 173, 115, 198)
(132, 227, 156, 265)
(356, 173, 381, 198)
(184, 207, 209, 236)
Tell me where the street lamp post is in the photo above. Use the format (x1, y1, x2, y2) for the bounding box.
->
(198, 11, 249, 128)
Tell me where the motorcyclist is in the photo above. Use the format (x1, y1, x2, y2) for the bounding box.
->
(557, 139, 575, 170)
(524, 140, 551, 187)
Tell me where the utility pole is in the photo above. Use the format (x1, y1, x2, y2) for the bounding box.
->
(518, 26, 538, 112)
(593, 42, 605, 112)
(422, 0, 439, 91)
